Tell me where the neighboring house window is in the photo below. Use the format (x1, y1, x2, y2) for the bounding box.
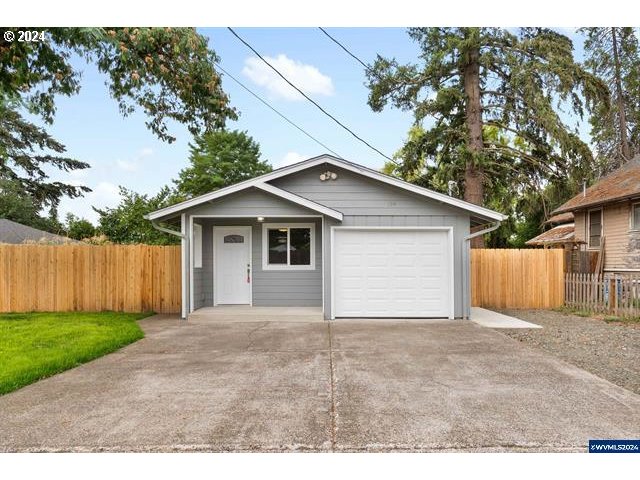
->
(632, 203, 640, 230)
(588, 209, 602, 248)
(262, 223, 315, 270)
(193, 223, 202, 268)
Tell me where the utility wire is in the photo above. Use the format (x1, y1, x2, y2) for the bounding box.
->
(227, 27, 396, 164)
(214, 61, 343, 159)
(318, 27, 372, 73)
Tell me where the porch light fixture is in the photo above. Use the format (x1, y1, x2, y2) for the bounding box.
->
(257, 216, 265, 222)
(319, 171, 338, 181)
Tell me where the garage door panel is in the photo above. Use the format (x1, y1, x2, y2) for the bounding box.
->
(334, 229, 452, 318)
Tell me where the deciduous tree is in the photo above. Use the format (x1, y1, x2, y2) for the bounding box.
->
(1, 27, 236, 210)
(175, 130, 271, 198)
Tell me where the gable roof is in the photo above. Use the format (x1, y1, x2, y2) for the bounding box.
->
(0, 218, 74, 244)
(146, 154, 507, 222)
(553, 156, 640, 214)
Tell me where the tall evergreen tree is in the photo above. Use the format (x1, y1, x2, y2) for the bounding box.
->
(366, 28, 608, 246)
(581, 27, 640, 167)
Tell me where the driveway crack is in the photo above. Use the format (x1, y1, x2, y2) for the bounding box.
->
(246, 322, 269, 350)
(327, 322, 337, 451)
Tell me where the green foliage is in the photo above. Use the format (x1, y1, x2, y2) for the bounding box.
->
(0, 105, 91, 209)
(0, 311, 148, 395)
(175, 130, 271, 198)
(367, 28, 609, 246)
(581, 28, 640, 166)
(95, 186, 182, 245)
(0, 27, 236, 214)
(0, 178, 63, 233)
(64, 213, 96, 240)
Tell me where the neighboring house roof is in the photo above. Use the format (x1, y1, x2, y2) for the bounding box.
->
(146, 154, 507, 223)
(545, 212, 573, 225)
(0, 218, 74, 244)
(553, 156, 640, 214)
(525, 223, 580, 246)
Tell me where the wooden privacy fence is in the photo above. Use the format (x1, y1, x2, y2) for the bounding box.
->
(565, 273, 640, 317)
(471, 248, 565, 309)
(0, 244, 181, 314)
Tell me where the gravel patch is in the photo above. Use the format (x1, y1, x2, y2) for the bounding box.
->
(499, 309, 640, 395)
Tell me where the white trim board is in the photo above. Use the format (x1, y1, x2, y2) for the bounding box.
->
(330, 226, 455, 320)
(146, 154, 506, 222)
(180, 213, 187, 319)
(254, 183, 342, 220)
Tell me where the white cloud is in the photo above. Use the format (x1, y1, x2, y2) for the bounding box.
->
(115, 159, 138, 172)
(58, 181, 121, 225)
(274, 152, 306, 169)
(242, 54, 334, 101)
(115, 147, 154, 172)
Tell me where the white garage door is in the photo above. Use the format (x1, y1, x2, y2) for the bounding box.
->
(332, 228, 453, 318)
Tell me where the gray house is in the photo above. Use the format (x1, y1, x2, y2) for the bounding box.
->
(146, 155, 506, 320)
(0, 218, 75, 244)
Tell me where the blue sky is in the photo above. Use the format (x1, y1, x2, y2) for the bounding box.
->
(45, 28, 587, 224)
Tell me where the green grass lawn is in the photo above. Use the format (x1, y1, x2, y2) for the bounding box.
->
(0, 311, 151, 395)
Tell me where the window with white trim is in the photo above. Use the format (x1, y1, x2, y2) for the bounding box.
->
(262, 223, 315, 270)
(588, 209, 602, 248)
(193, 223, 202, 268)
(632, 203, 640, 230)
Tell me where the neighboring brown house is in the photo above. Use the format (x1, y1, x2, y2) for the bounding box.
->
(552, 156, 640, 273)
(525, 212, 579, 249)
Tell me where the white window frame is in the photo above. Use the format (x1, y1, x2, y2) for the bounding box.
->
(630, 202, 640, 231)
(261, 223, 315, 271)
(587, 208, 603, 249)
(193, 223, 203, 268)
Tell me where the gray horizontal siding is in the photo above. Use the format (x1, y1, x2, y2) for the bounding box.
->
(270, 164, 463, 217)
(186, 187, 316, 217)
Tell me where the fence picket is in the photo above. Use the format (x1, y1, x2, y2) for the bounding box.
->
(0, 245, 181, 313)
(471, 249, 564, 309)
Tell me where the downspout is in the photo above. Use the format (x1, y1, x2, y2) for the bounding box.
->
(462, 221, 502, 320)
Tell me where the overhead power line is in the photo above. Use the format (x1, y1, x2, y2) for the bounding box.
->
(214, 61, 343, 159)
(318, 27, 372, 73)
(226, 27, 395, 164)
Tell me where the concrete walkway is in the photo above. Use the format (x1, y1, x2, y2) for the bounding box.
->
(471, 307, 542, 329)
(1, 315, 638, 452)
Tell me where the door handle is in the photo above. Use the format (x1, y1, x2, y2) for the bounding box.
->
(247, 264, 251, 283)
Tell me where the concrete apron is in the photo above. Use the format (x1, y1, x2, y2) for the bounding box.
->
(471, 307, 542, 329)
(188, 306, 324, 323)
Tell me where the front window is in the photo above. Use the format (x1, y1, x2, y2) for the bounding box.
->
(588, 209, 602, 248)
(262, 223, 315, 270)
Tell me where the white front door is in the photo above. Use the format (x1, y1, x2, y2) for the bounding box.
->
(214, 226, 252, 305)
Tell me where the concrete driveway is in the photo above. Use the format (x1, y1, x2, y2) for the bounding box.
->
(1, 316, 639, 452)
